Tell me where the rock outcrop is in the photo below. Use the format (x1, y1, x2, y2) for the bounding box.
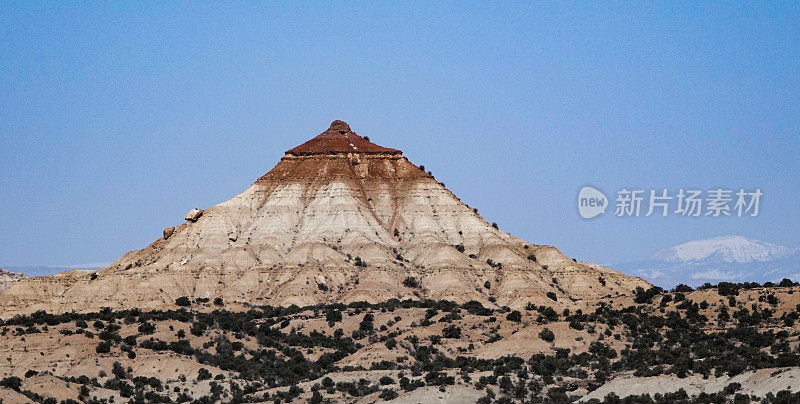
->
(0, 121, 649, 316)
(163, 227, 175, 240)
(0, 269, 25, 293)
(184, 209, 203, 222)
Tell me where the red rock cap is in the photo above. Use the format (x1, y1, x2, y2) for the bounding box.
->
(286, 120, 401, 156)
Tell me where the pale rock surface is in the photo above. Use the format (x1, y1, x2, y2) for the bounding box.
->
(380, 386, 485, 403)
(0, 121, 649, 316)
(184, 208, 203, 222)
(580, 367, 800, 401)
(0, 269, 25, 293)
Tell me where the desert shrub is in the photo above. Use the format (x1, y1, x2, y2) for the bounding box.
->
(537, 306, 559, 322)
(0, 376, 22, 391)
(359, 313, 374, 332)
(425, 370, 454, 386)
(506, 311, 522, 323)
(425, 308, 438, 320)
(442, 325, 462, 339)
(724, 382, 742, 394)
(462, 301, 492, 316)
(634, 286, 663, 303)
(95, 341, 112, 354)
(717, 282, 740, 296)
(539, 328, 555, 342)
(197, 368, 212, 381)
(112, 361, 126, 379)
(765, 294, 779, 305)
(122, 335, 136, 346)
(98, 329, 120, 342)
(138, 321, 156, 335)
(546, 292, 557, 302)
(325, 309, 342, 325)
(403, 277, 419, 288)
(379, 389, 399, 400)
(175, 296, 191, 306)
(569, 319, 584, 330)
(487, 260, 502, 270)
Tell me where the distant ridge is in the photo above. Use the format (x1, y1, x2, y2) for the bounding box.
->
(654, 236, 798, 263)
(617, 236, 800, 288)
(4, 264, 106, 278)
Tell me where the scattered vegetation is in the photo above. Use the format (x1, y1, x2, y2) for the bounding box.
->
(2, 280, 799, 402)
(538, 328, 555, 342)
(402, 277, 419, 288)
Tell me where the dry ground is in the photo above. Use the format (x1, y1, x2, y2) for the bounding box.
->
(0, 285, 798, 402)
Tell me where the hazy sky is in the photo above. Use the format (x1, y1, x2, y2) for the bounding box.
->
(2, 3, 798, 267)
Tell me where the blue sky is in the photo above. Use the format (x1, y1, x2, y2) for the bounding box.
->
(1, 2, 798, 267)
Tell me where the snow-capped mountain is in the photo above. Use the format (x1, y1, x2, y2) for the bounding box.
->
(653, 236, 798, 263)
(615, 236, 800, 288)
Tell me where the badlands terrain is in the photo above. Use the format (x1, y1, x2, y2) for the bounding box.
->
(0, 284, 799, 402)
(0, 120, 647, 316)
(0, 121, 798, 403)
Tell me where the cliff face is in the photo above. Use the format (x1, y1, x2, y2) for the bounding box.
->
(0, 121, 648, 316)
(0, 269, 25, 293)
